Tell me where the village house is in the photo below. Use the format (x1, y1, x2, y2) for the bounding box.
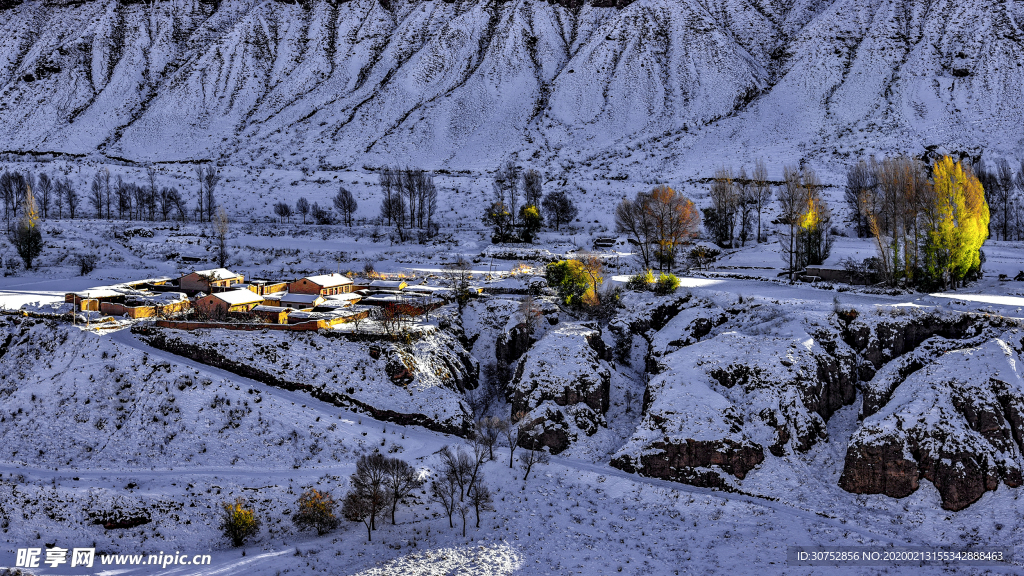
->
(279, 293, 325, 310)
(288, 273, 353, 296)
(242, 279, 289, 296)
(65, 287, 189, 318)
(179, 268, 244, 293)
(195, 289, 263, 317)
(368, 279, 408, 291)
(250, 305, 294, 324)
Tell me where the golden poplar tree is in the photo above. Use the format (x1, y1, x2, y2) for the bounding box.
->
(924, 156, 989, 288)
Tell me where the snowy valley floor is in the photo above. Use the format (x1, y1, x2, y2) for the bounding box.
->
(2, 223, 1024, 574)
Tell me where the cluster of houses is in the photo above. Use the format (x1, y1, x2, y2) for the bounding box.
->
(63, 268, 452, 328)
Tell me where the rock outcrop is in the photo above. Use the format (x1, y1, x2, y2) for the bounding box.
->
(614, 302, 859, 486)
(139, 325, 476, 436)
(509, 323, 611, 453)
(839, 332, 1024, 511)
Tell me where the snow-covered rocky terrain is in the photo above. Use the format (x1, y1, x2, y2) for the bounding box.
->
(0, 0, 1022, 178)
(3, 0, 1024, 573)
(0, 219, 1023, 575)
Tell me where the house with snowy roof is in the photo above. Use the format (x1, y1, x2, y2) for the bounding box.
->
(288, 273, 353, 297)
(179, 268, 244, 293)
(194, 289, 263, 316)
(278, 292, 326, 310)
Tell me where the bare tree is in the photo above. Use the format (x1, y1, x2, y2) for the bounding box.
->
(36, 173, 53, 220)
(708, 167, 738, 247)
(776, 166, 804, 283)
(349, 453, 390, 531)
(64, 179, 79, 219)
(523, 169, 543, 207)
(994, 158, 1015, 241)
(473, 417, 502, 461)
(429, 469, 458, 529)
(542, 189, 577, 231)
(202, 166, 220, 222)
(382, 193, 407, 241)
(737, 166, 755, 246)
(438, 446, 474, 500)
(273, 202, 292, 223)
(342, 489, 376, 542)
(296, 197, 310, 224)
(422, 175, 438, 235)
(502, 413, 532, 469)
(1016, 159, 1024, 240)
(519, 295, 541, 337)
(379, 167, 397, 227)
(54, 177, 66, 219)
(493, 161, 521, 227)
(845, 159, 877, 238)
(752, 158, 772, 242)
(466, 478, 494, 528)
(214, 207, 230, 267)
(334, 186, 358, 227)
(114, 176, 129, 219)
(518, 447, 549, 481)
(90, 171, 104, 219)
(167, 187, 187, 222)
(383, 457, 423, 525)
(194, 165, 205, 221)
(442, 255, 474, 312)
(0, 172, 20, 230)
(100, 169, 112, 219)
(615, 190, 655, 270)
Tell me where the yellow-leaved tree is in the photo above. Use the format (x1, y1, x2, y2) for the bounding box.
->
(923, 156, 989, 288)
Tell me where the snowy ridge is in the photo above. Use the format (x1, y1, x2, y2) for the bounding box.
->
(0, 0, 1021, 178)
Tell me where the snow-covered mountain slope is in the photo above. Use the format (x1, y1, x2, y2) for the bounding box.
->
(0, 0, 1021, 178)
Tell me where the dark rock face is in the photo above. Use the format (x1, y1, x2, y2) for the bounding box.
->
(495, 322, 533, 366)
(509, 323, 611, 453)
(839, 334, 1024, 511)
(138, 327, 475, 436)
(611, 438, 764, 485)
(842, 313, 985, 380)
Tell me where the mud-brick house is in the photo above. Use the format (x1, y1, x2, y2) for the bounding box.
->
(250, 305, 293, 324)
(179, 268, 244, 293)
(279, 293, 325, 310)
(368, 279, 408, 291)
(195, 289, 263, 317)
(288, 274, 353, 297)
(242, 279, 289, 296)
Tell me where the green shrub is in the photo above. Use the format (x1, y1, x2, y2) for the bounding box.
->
(653, 273, 680, 295)
(545, 260, 591, 305)
(625, 269, 654, 291)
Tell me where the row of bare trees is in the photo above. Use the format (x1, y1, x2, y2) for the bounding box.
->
(0, 166, 219, 225)
(705, 160, 773, 248)
(776, 166, 832, 281)
(380, 167, 439, 241)
(0, 170, 80, 229)
(970, 158, 1023, 242)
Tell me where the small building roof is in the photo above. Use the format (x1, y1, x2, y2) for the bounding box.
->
(300, 273, 352, 288)
(369, 279, 407, 289)
(70, 288, 124, 300)
(280, 293, 324, 305)
(323, 293, 362, 302)
(252, 305, 295, 313)
(184, 268, 242, 281)
(208, 290, 263, 306)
